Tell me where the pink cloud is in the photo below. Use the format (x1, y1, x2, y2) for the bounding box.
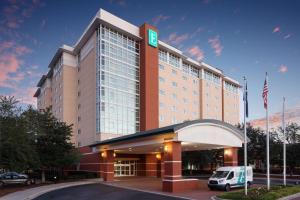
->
(1, 0, 44, 30)
(8, 86, 37, 106)
(190, 27, 204, 38)
(273, 26, 280, 33)
(167, 32, 189, 46)
(208, 36, 223, 56)
(15, 45, 32, 55)
(0, 53, 23, 87)
(187, 46, 204, 61)
(152, 14, 170, 26)
(0, 41, 15, 52)
(0, 41, 32, 88)
(278, 65, 288, 73)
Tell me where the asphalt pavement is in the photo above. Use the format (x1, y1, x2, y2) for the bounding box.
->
(33, 183, 185, 200)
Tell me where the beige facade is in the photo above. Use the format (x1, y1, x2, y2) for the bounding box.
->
(34, 9, 241, 148)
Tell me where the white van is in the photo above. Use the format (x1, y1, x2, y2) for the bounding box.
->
(208, 166, 253, 191)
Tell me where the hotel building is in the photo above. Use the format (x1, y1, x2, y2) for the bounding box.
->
(34, 9, 243, 192)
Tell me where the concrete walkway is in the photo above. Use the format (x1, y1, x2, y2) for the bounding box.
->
(0, 179, 102, 200)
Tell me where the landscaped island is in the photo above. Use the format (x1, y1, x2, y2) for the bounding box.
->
(217, 185, 300, 200)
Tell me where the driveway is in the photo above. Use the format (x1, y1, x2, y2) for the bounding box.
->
(33, 183, 185, 200)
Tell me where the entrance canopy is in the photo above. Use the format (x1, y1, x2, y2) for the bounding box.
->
(90, 119, 246, 154)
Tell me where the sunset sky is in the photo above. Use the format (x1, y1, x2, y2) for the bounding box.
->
(0, 0, 299, 120)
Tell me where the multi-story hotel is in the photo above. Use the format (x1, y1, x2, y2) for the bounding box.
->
(34, 9, 240, 146)
(34, 9, 243, 192)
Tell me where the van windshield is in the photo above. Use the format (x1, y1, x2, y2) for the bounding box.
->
(211, 171, 229, 178)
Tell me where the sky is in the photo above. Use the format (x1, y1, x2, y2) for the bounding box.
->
(0, 0, 299, 120)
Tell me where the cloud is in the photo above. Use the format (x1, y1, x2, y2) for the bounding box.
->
(208, 36, 223, 56)
(180, 16, 186, 21)
(0, 0, 44, 30)
(284, 34, 291, 39)
(109, 0, 126, 6)
(278, 65, 288, 73)
(187, 46, 204, 61)
(190, 27, 204, 38)
(0, 41, 32, 88)
(15, 45, 32, 55)
(152, 14, 170, 26)
(0, 54, 23, 88)
(273, 26, 280, 33)
(8, 86, 37, 106)
(166, 32, 189, 46)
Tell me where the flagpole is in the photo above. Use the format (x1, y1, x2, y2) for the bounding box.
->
(243, 76, 248, 195)
(266, 73, 270, 190)
(283, 97, 286, 186)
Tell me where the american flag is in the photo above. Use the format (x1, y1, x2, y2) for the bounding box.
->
(262, 73, 268, 109)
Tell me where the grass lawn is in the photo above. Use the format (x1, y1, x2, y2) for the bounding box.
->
(217, 185, 300, 200)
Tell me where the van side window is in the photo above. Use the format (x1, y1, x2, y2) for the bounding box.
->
(227, 171, 234, 180)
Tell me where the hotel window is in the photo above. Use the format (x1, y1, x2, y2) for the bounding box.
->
(225, 81, 238, 94)
(159, 76, 165, 83)
(182, 62, 190, 74)
(183, 98, 187, 103)
(172, 81, 178, 87)
(183, 86, 187, 91)
(159, 49, 168, 62)
(78, 116, 81, 122)
(159, 90, 165, 95)
(171, 116, 177, 124)
(193, 90, 198, 95)
(169, 53, 180, 68)
(96, 25, 140, 135)
(172, 93, 177, 99)
(159, 64, 165, 70)
(171, 105, 177, 111)
(159, 102, 165, 108)
(182, 76, 187, 80)
(190, 66, 199, 78)
(193, 79, 198, 84)
(172, 69, 177, 75)
(159, 115, 165, 122)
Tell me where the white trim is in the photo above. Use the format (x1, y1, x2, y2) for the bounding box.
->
(162, 178, 198, 182)
(164, 161, 181, 163)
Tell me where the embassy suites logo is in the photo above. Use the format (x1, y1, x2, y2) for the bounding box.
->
(148, 29, 158, 48)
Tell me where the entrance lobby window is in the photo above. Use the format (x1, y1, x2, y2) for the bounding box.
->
(114, 160, 137, 176)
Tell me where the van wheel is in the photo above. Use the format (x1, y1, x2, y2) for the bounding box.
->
(225, 184, 230, 192)
(25, 180, 31, 185)
(247, 182, 251, 189)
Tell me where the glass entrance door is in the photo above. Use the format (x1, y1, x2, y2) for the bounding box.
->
(114, 160, 137, 176)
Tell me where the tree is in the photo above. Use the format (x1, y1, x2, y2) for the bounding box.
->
(22, 107, 80, 182)
(0, 96, 80, 182)
(0, 96, 38, 172)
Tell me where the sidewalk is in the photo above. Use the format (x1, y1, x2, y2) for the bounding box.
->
(0, 179, 102, 200)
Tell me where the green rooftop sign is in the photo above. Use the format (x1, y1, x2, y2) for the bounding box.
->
(148, 29, 158, 48)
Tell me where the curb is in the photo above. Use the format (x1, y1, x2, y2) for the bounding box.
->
(278, 192, 300, 200)
(0, 179, 103, 200)
(211, 196, 229, 200)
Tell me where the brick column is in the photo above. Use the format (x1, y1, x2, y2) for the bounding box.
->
(139, 23, 159, 131)
(157, 153, 164, 178)
(102, 150, 114, 181)
(224, 147, 238, 166)
(163, 141, 182, 192)
(145, 154, 157, 177)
